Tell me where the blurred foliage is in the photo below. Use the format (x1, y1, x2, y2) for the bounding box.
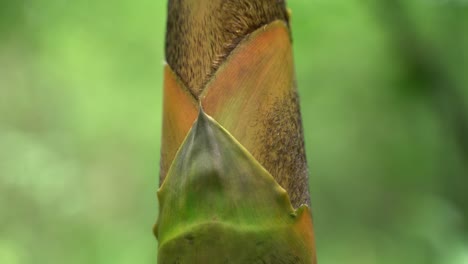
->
(0, 0, 467, 264)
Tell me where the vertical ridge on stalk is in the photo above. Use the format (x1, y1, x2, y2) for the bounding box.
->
(160, 65, 198, 182)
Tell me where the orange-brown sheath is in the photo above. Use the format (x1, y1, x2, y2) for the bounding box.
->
(158, 1, 316, 263)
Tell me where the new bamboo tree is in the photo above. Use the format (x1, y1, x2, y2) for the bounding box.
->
(155, 1, 317, 263)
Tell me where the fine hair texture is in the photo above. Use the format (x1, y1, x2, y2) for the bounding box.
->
(165, 0, 289, 96)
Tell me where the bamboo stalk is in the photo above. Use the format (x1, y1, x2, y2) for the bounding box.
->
(161, 0, 310, 208)
(156, 1, 317, 263)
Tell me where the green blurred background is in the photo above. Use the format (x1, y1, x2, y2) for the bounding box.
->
(1, 0, 467, 263)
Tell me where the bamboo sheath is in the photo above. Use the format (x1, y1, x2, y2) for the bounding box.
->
(156, 1, 317, 263)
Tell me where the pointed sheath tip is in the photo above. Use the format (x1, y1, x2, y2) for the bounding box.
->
(197, 103, 207, 125)
(156, 110, 316, 263)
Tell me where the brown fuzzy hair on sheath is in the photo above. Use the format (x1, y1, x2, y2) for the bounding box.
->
(165, 0, 289, 97)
